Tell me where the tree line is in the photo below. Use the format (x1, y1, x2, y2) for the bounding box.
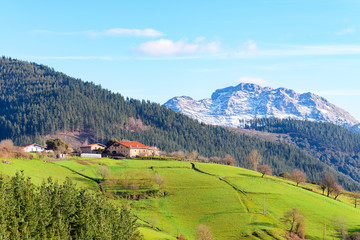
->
(245, 118, 360, 187)
(0, 172, 141, 239)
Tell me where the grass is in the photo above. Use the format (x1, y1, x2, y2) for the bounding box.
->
(2, 157, 360, 239)
(0, 157, 97, 189)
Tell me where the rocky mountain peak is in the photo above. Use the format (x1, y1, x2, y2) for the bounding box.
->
(164, 83, 359, 129)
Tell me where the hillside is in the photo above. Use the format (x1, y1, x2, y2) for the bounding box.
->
(164, 83, 359, 129)
(1, 57, 357, 189)
(240, 118, 360, 184)
(1, 156, 360, 239)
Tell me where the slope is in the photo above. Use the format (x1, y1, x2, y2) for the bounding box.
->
(0, 57, 358, 190)
(240, 118, 360, 184)
(2, 157, 360, 239)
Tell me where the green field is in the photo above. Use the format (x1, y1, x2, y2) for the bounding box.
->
(1, 156, 360, 239)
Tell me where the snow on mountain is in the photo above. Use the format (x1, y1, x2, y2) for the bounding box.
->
(164, 83, 359, 129)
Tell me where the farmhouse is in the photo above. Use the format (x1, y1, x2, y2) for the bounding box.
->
(80, 143, 106, 153)
(107, 140, 159, 158)
(20, 143, 45, 153)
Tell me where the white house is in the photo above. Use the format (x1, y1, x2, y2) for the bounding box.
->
(20, 143, 45, 153)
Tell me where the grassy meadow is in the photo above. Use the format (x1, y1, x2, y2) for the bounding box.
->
(1, 156, 360, 239)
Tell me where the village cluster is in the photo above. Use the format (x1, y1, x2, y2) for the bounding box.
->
(20, 140, 160, 159)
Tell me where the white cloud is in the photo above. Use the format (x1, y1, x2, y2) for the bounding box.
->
(32, 28, 164, 38)
(231, 40, 259, 57)
(233, 44, 360, 58)
(337, 27, 356, 36)
(98, 28, 163, 37)
(237, 77, 270, 86)
(243, 40, 258, 51)
(137, 39, 220, 56)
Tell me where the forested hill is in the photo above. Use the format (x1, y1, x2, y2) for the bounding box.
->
(0, 57, 358, 190)
(245, 118, 360, 184)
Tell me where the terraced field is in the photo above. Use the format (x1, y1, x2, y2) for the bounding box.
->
(1, 156, 360, 239)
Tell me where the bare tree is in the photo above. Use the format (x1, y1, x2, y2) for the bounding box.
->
(320, 183, 327, 195)
(258, 165, 272, 178)
(186, 151, 198, 161)
(171, 151, 185, 160)
(290, 169, 307, 187)
(126, 117, 151, 132)
(351, 192, 360, 208)
(333, 183, 344, 200)
(97, 166, 110, 181)
(323, 173, 337, 197)
(198, 156, 209, 163)
(153, 173, 166, 190)
(281, 208, 306, 239)
(334, 216, 348, 240)
(222, 154, 236, 166)
(195, 224, 214, 240)
(247, 150, 262, 170)
(0, 139, 15, 151)
(209, 156, 222, 164)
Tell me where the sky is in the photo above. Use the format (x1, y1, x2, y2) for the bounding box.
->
(1, 0, 360, 120)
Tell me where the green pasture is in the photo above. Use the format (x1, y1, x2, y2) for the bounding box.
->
(0, 157, 97, 189)
(2, 157, 360, 239)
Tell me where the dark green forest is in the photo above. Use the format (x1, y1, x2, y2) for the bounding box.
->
(0, 172, 141, 239)
(246, 118, 360, 184)
(0, 57, 358, 190)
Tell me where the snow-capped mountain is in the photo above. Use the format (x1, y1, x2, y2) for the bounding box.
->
(164, 83, 359, 129)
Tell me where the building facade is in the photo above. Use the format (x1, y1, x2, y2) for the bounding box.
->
(107, 141, 159, 158)
(80, 143, 106, 153)
(20, 143, 45, 153)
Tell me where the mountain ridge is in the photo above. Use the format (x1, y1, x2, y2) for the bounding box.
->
(165, 82, 359, 130)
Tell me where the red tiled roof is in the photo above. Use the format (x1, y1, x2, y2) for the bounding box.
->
(116, 141, 150, 149)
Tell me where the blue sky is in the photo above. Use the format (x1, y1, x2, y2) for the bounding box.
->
(2, 0, 360, 120)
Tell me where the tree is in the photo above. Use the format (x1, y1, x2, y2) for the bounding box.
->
(334, 216, 348, 240)
(322, 173, 337, 197)
(0, 172, 142, 239)
(171, 151, 185, 160)
(290, 169, 307, 187)
(320, 183, 327, 195)
(195, 224, 214, 240)
(247, 150, 262, 170)
(186, 151, 198, 161)
(209, 156, 221, 164)
(223, 154, 236, 166)
(105, 138, 118, 147)
(281, 208, 306, 239)
(351, 192, 360, 208)
(46, 138, 67, 153)
(333, 183, 344, 200)
(153, 173, 166, 190)
(198, 156, 209, 163)
(97, 166, 110, 181)
(258, 165, 272, 178)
